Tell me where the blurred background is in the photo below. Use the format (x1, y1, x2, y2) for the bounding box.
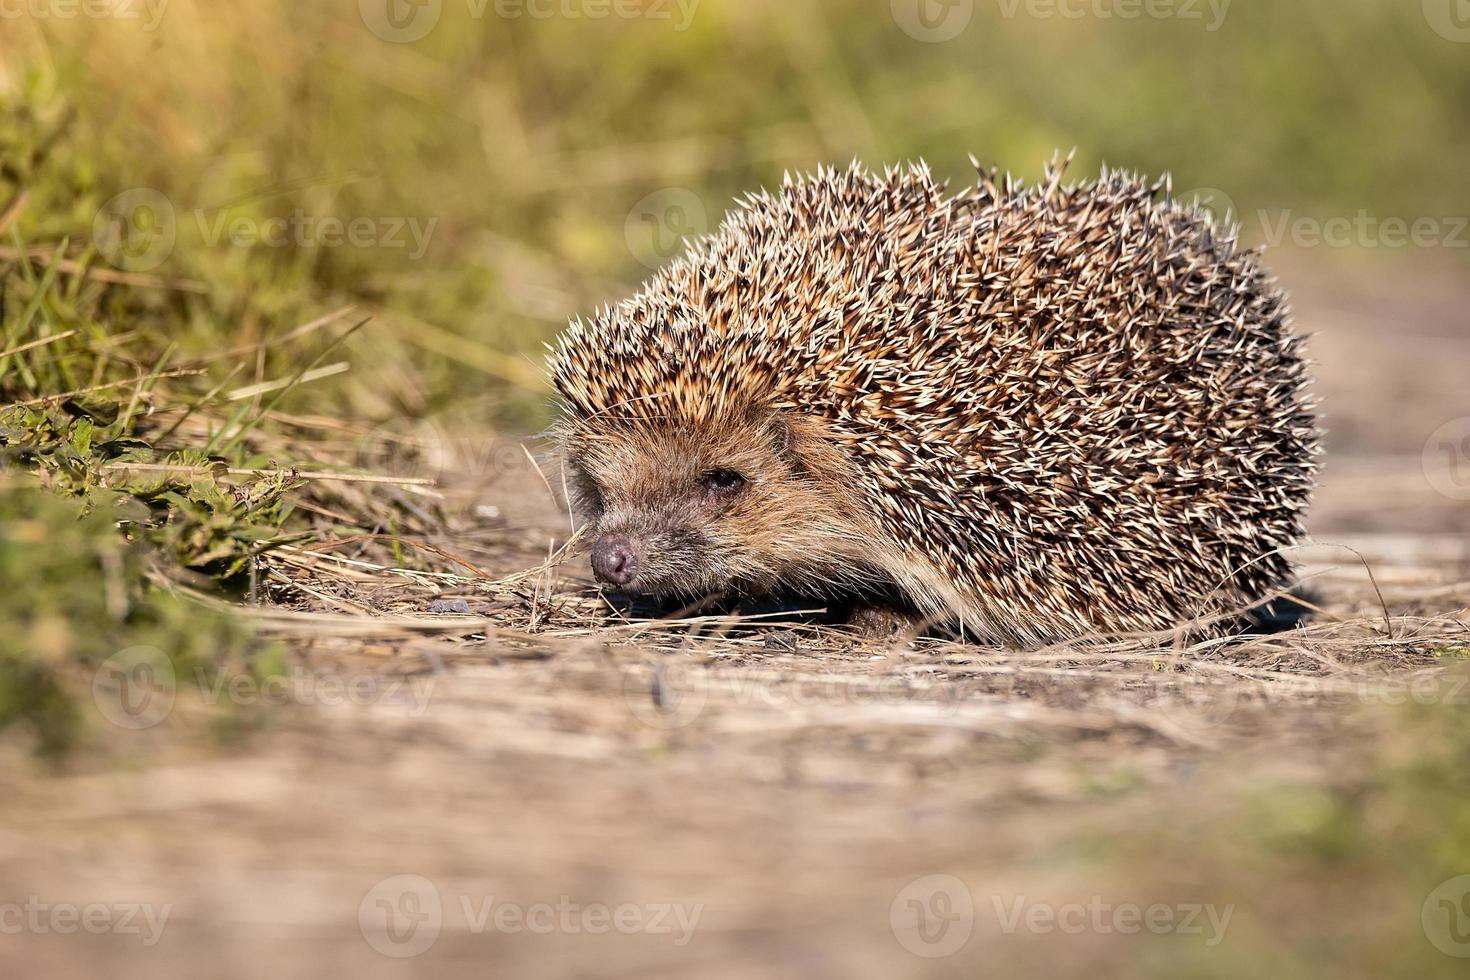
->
(2, 0, 1467, 436)
(2, 2, 1470, 978)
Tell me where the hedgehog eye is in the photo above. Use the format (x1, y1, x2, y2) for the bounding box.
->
(700, 469, 747, 495)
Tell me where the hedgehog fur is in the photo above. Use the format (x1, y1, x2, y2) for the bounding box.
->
(549, 156, 1319, 645)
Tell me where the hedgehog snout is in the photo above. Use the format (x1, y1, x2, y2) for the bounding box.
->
(591, 534, 640, 586)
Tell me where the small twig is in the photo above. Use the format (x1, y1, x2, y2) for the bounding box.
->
(0, 328, 77, 359)
(15, 368, 207, 405)
(99, 462, 437, 486)
(0, 192, 29, 237)
(0, 246, 208, 292)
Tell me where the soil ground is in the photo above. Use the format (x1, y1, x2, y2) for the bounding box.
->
(2, 251, 1468, 979)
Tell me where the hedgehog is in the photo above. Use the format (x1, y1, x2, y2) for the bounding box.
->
(548, 156, 1319, 645)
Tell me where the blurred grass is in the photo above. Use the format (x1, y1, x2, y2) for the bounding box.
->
(1124, 688, 1470, 979)
(2, 0, 1468, 427)
(0, 485, 274, 757)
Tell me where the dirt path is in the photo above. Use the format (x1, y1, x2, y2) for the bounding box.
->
(3, 255, 1468, 979)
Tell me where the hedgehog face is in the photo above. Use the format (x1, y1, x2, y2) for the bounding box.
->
(564, 410, 882, 602)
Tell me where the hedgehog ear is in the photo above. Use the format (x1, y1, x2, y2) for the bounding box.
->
(766, 412, 793, 456)
(765, 410, 824, 478)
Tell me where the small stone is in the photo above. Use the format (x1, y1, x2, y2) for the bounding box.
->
(430, 598, 471, 615)
(763, 629, 799, 652)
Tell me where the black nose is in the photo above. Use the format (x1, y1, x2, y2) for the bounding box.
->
(591, 535, 639, 586)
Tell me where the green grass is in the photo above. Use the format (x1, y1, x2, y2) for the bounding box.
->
(0, 486, 274, 757)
